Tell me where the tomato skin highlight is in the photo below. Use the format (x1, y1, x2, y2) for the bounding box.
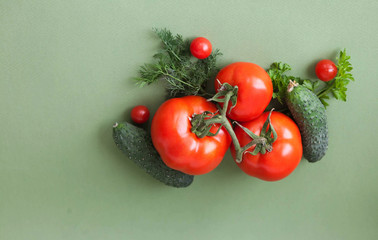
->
(231, 112, 303, 181)
(131, 105, 150, 124)
(215, 62, 273, 122)
(315, 59, 338, 82)
(151, 96, 231, 175)
(190, 37, 212, 59)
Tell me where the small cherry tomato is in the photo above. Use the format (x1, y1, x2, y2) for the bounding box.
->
(190, 37, 212, 59)
(131, 105, 150, 124)
(315, 59, 338, 82)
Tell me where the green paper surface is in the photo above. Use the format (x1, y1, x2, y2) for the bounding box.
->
(1, 0, 377, 239)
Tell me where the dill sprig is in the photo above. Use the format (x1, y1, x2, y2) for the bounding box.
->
(135, 28, 222, 98)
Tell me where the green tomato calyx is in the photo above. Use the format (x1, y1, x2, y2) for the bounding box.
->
(233, 109, 278, 163)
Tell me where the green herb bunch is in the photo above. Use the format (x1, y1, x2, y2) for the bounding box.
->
(135, 28, 222, 98)
(267, 49, 354, 108)
(316, 49, 355, 107)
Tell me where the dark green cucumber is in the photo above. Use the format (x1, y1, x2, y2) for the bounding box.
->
(286, 81, 328, 162)
(113, 122, 194, 187)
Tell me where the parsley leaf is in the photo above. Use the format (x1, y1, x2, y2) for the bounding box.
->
(267, 49, 354, 108)
(317, 49, 355, 106)
(267, 62, 313, 104)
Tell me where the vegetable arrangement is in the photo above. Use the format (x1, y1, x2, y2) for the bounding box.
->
(113, 28, 354, 187)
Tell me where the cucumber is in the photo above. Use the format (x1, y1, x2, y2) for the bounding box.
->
(112, 122, 194, 187)
(286, 81, 328, 162)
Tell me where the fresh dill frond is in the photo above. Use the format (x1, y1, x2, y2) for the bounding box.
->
(135, 28, 222, 98)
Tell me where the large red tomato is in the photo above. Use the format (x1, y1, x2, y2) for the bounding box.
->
(216, 62, 273, 122)
(151, 96, 231, 175)
(231, 111, 302, 181)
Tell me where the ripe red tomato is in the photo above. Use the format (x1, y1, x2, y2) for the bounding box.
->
(215, 62, 273, 122)
(231, 111, 303, 181)
(190, 37, 212, 59)
(131, 105, 150, 124)
(315, 59, 338, 82)
(151, 96, 231, 175)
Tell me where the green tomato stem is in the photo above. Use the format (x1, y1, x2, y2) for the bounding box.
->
(214, 92, 244, 163)
(190, 84, 277, 164)
(219, 90, 233, 118)
(190, 88, 245, 163)
(210, 93, 267, 163)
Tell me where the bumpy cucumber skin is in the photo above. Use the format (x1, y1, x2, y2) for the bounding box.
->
(113, 122, 194, 187)
(286, 85, 328, 162)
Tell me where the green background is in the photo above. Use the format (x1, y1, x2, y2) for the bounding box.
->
(1, 0, 377, 239)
